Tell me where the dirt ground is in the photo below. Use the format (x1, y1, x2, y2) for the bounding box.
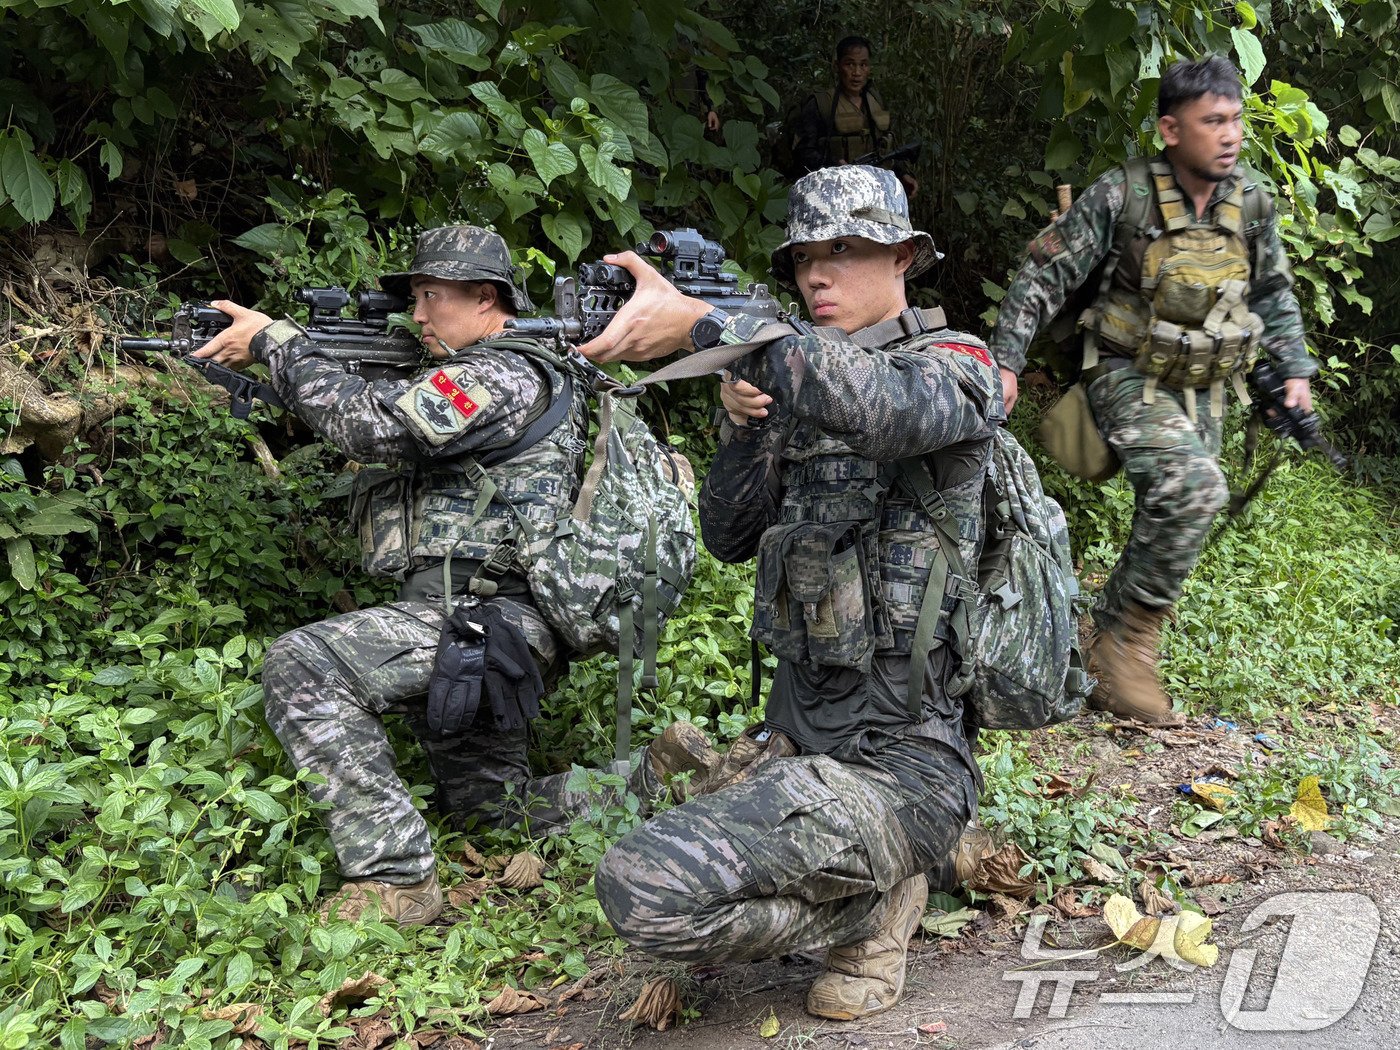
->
(480, 703, 1400, 1050)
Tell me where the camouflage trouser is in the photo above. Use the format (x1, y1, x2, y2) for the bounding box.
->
(1086, 368, 1227, 626)
(594, 743, 974, 963)
(262, 599, 648, 884)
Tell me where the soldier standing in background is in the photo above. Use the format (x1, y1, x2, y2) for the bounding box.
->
(791, 35, 918, 198)
(193, 227, 715, 925)
(577, 166, 999, 1021)
(990, 56, 1316, 725)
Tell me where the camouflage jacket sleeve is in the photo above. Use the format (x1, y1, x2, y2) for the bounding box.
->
(723, 315, 1001, 462)
(698, 413, 786, 564)
(250, 321, 547, 464)
(1248, 202, 1316, 379)
(987, 168, 1126, 375)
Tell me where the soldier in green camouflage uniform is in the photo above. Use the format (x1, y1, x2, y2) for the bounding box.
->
(990, 56, 1316, 724)
(577, 166, 1001, 1021)
(194, 227, 712, 925)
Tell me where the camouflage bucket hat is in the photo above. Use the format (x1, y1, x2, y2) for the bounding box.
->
(380, 225, 535, 312)
(771, 165, 942, 288)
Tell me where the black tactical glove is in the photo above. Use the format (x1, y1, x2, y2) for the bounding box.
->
(426, 607, 488, 737)
(474, 603, 545, 731)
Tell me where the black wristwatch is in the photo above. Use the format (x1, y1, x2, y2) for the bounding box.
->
(690, 309, 729, 350)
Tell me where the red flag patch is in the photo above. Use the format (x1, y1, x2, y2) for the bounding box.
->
(431, 369, 480, 419)
(934, 342, 994, 368)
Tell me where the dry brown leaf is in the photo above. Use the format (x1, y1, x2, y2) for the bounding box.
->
(483, 854, 511, 873)
(133, 1030, 167, 1050)
(617, 977, 682, 1032)
(987, 892, 1030, 922)
(318, 973, 391, 1017)
(966, 841, 1037, 899)
(485, 986, 550, 1016)
(447, 880, 492, 908)
(1194, 762, 1239, 781)
(1261, 818, 1290, 850)
(201, 1003, 264, 1035)
(1080, 856, 1118, 883)
(918, 1021, 948, 1036)
(548, 1044, 586, 1050)
(408, 1033, 480, 1050)
(497, 852, 545, 890)
(1138, 879, 1176, 916)
(460, 843, 488, 874)
(339, 1016, 397, 1050)
(174, 179, 198, 201)
(1041, 773, 1075, 799)
(1052, 888, 1099, 918)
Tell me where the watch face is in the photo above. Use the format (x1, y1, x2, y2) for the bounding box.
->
(693, 317, 723, 348)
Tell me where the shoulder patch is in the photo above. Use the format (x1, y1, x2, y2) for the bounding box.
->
(395, 366, 494, 445)
(933, 341, 994, 368)
(1028, 224, 1067, 266)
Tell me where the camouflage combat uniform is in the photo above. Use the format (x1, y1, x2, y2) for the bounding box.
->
(990, 160, 1315, 625)
(597, 167, 1000, 964)
(257, 228, 616, 887)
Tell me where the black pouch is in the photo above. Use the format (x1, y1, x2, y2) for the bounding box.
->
(751, 521, 875, 670)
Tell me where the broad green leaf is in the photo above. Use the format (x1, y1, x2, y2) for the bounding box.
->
(475, 0, 504, 20)
(92, 666, 137, 687)
(580, 142, 631, 201)
(588, 73, 649, 139)
(954, 191, 978, 215)
(1001, 197, 1027, 220)
(542, 211, 585, 261)
(6, 536, 36, 589)
(189, 0, 240, 32)
(232, 222, 302, 259)
(1235, 1, 1257, 30)
(1382, 84, 1400, 125)
(1045, 125, 1080, 170)
(409, 19, 494, 70)
(374, 69, 429, 103)
(1230, 28, 1266, 87)
(1, 136, 57, 223)
(1079, 1, 1136, 55)
(522, 129, 577, 187)
(225, 951, 255, 992)
(56, 160, 88, 207)
(1338, 125, 1361, 148)
(420, 111, 486, 157)
(469, 82, 527, 134)
(100, 141, 123, 180)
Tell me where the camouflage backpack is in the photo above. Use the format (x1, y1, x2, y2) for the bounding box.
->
(901, 427, 1090, 730)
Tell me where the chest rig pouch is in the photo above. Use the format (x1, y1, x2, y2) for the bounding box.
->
(1087, 159, 1264, 421)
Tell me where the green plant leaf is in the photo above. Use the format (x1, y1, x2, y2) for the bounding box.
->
(580, 142, 631, 201)
(188, 0, 241, 33)
(1, 135, 56, 222)
(1235, 2, 1258, 30)
(1045, 125, 1081, 170)
(410, 19, 494, 70)
(5, 535, 36, 589)
(420, 111, 486, 157)
(542, 211, 585, 261)
(1230, 28, 1267, 87)
(588, 73, 649, 139)
(522, 129, 577, 187)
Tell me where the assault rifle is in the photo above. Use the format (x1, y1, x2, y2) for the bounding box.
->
(120, 287, 425, 419)
(852, 140, 922, 169)
(505, 228, 790, 345)
(1247, 360, 1347, 470)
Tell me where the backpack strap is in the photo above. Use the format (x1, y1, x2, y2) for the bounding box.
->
(1083, 156, 1158, 372)
(894, 458, 978, 720)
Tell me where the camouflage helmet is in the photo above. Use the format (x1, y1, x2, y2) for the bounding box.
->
(770, 165, 942, 288)
(380, 225, 535, 312)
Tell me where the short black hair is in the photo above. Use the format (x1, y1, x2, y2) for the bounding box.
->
(835, 35, 872, 61)
(1158, 54, 1243, 118)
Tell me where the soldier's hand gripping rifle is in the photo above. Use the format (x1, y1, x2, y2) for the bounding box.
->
(1226, 359, 1347, 518)
(505, 228, 795, 346)
(120, 287, 426, 419)
(851, 140, 922, 169)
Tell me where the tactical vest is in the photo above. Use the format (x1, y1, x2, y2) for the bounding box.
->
(748, 324, 989, 748)
(813, 87, 892, 164)
(351, 338, 589, 587)
(1081, 157, 1269, 420)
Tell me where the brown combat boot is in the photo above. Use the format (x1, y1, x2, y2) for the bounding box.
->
(1086, 604, 1185, 726)
(320, 870, 443, 925)
(805, 873, 929, 1021)
(644, 721, 723, 800)
(696, 724, 798, 796)
(951, 822, 1003, 885)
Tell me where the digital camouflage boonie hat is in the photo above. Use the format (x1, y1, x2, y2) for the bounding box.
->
(771, 165, 942, 288)
(380, 225, 535, 312)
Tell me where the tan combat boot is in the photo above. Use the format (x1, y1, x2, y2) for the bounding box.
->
(806, 873, 929, 1021)
(1087, 604, 1185, 726)
(951, 822, 1002, 885)
(643, 720, 723, 800)
(695, 724, 798, 796)
(319, 870, 443, 925)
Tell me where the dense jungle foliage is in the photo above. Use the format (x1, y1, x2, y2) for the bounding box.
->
(1, 1, 1399, 1047)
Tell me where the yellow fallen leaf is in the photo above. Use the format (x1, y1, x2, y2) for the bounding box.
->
(1122, 915, 1162, 951)
(1188, 782, 1236, 812)
(759, 1011, 780, 1038)
(1103, 893, 1141, 940)
(1290, 775, 1330, 831)
(1171, 911, 1219, 968)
